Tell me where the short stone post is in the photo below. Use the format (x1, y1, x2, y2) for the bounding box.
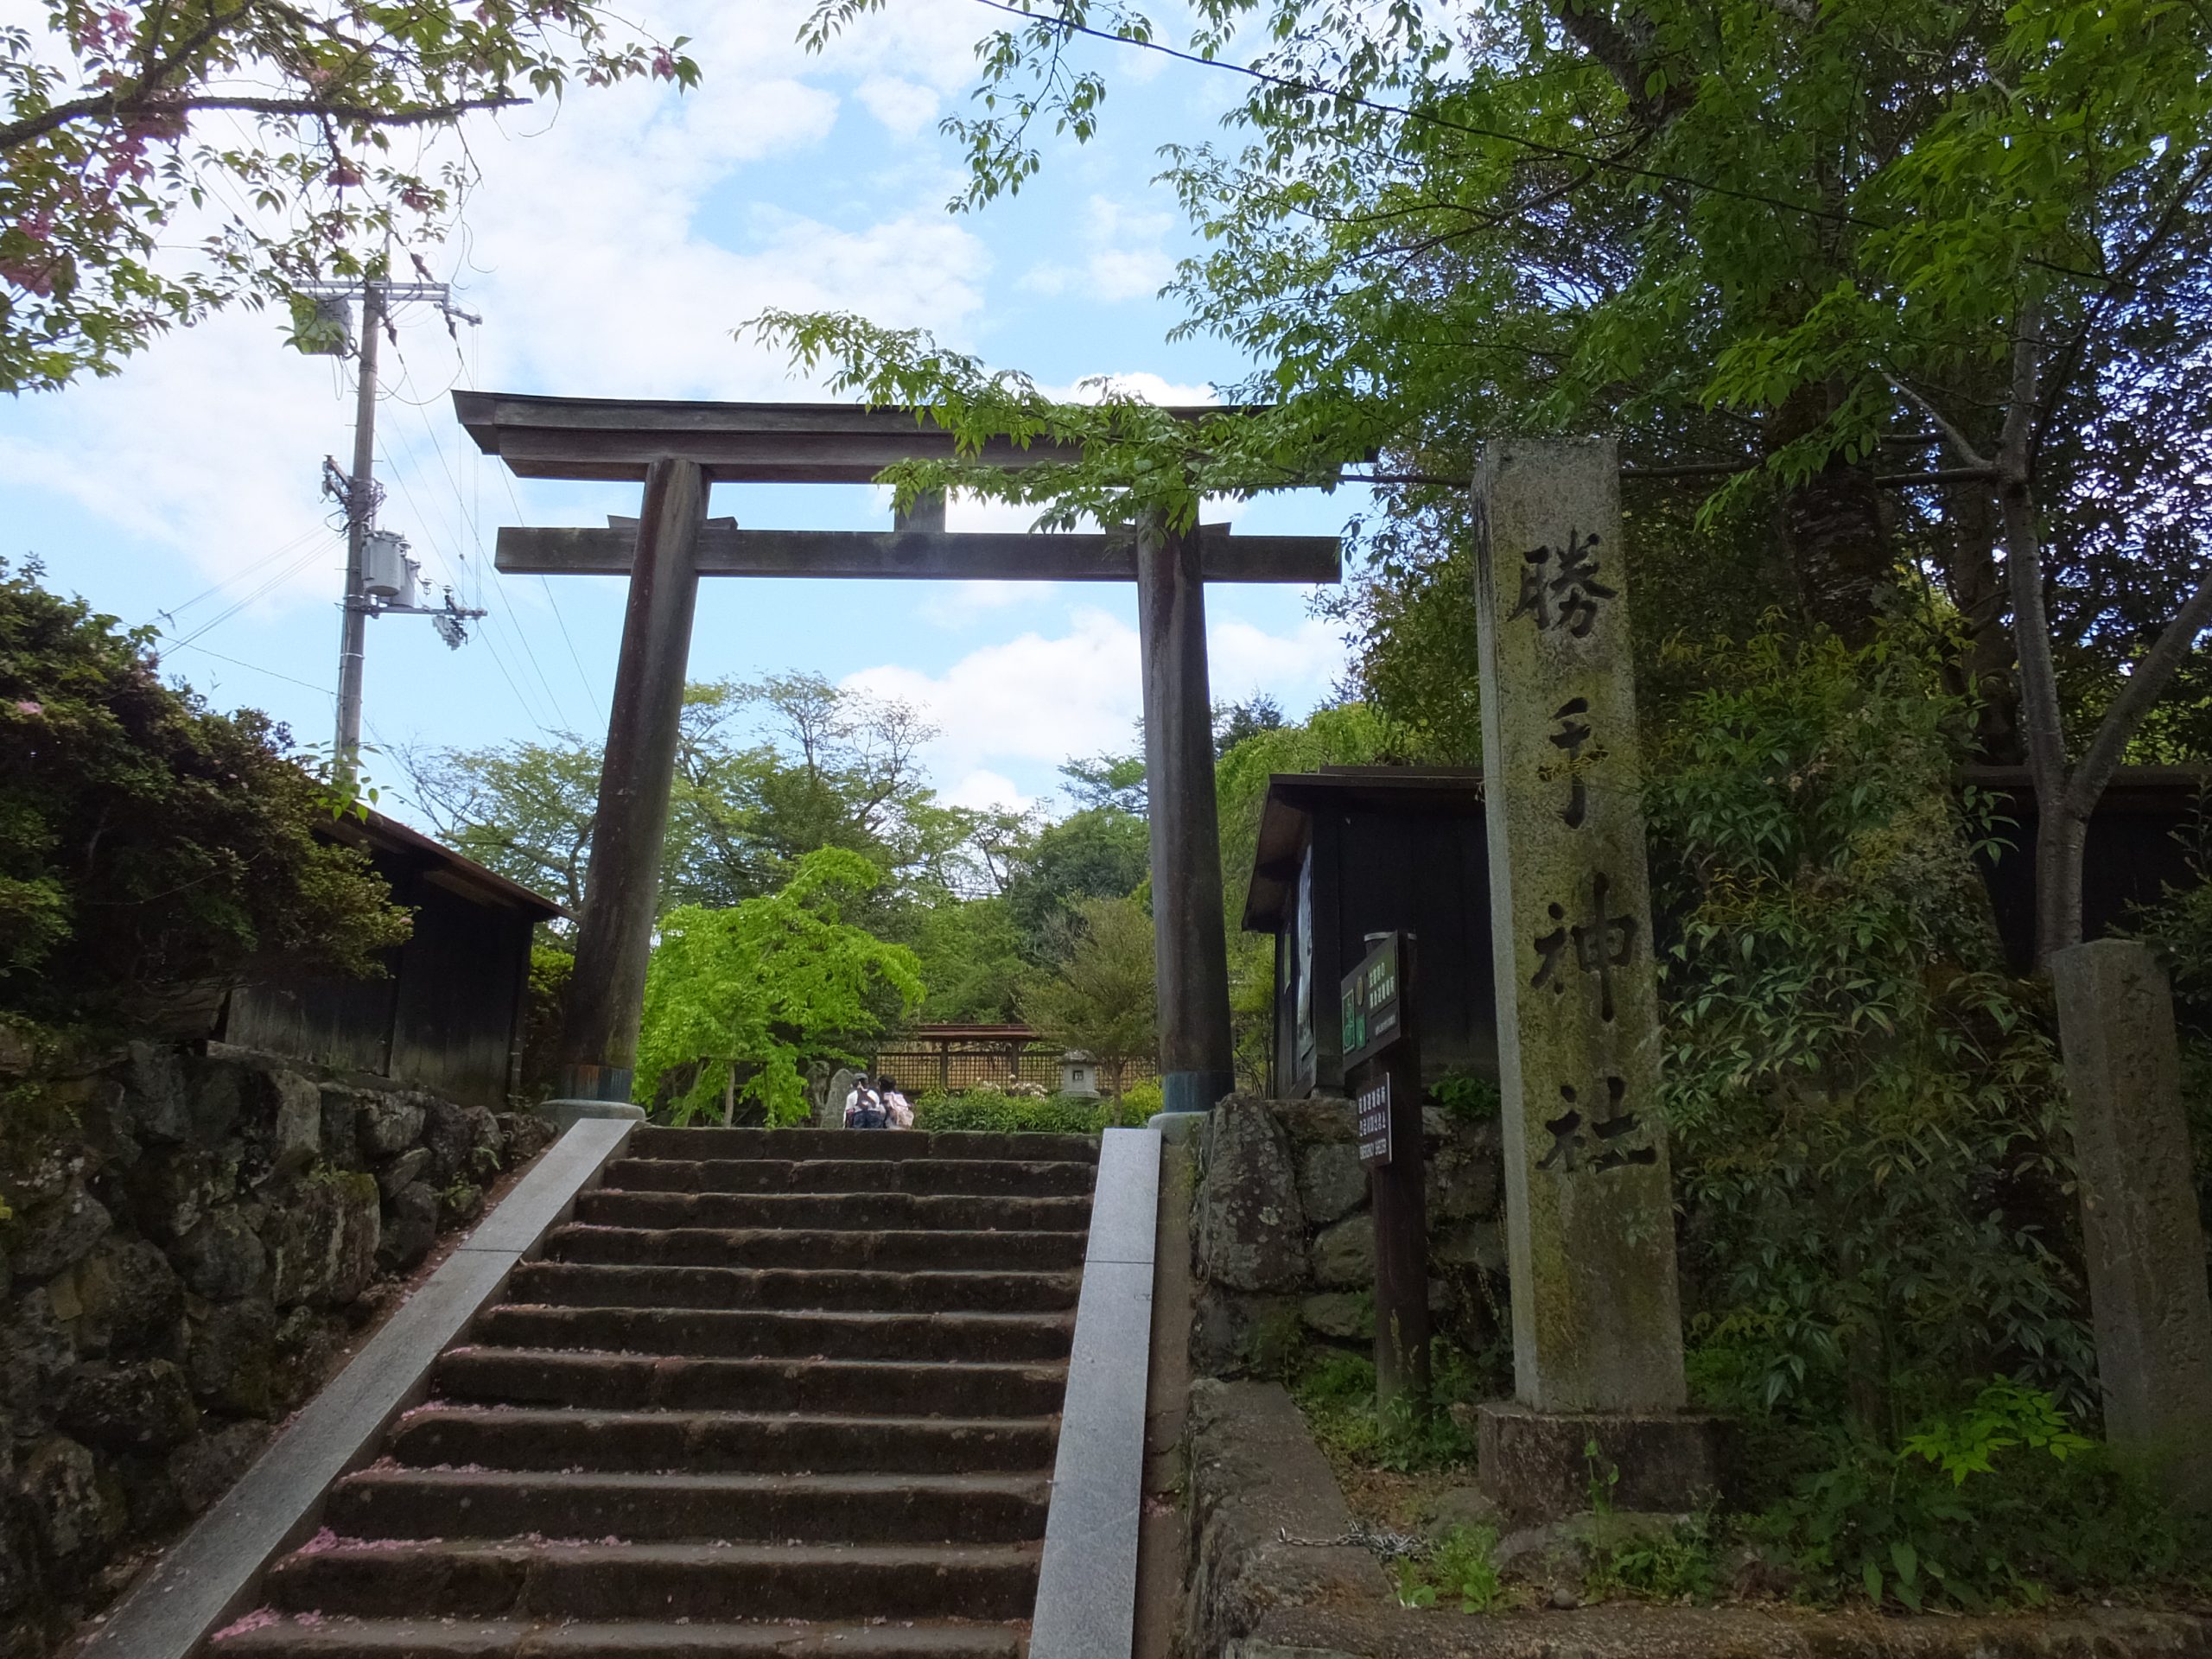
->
(2051, 939, 2212, 1510)
(1471, 437, 1719, 1522)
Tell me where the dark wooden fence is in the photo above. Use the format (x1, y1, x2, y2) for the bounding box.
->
(869, 1024, 1157, 1096)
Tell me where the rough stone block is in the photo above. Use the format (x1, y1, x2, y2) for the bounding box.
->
(377, 1180, 439, 1274)
(23, 1434, 123, 1563)
(1425, 1122, 1503, 1221)
(373, 1146, 432, 1198)
(14, 1180, 114, 1281)
(169, 1421, 269, 1516)
(0, 1288, 78, 1427)
(175, 1208, 268, 1300)
(1297, 1143, 1367, 1226)
(61, 1359, 200, 1452)
(1197, 1100, 1306, 1294)
(358, 1094, 428, 1159)
(187, 1298, 276, 1414)
(2052, 939, 2212, 1509)
(266, 1071, 323, 1177)
(56, 1236, 183, 1360)
(318, 1087, 361, 1166)
(126, 1146, 226, 1243)
(268, 1172, 380, 1307)
(496, 1110, 559, 1166)
(1476, 1401, 1724, 1526)
(1270, 1098, 1357, 1147)
(1308, 1214, 1375, 1289)
(121, 1042, 192, 1146)
(1300, 1292, 1373, 1342)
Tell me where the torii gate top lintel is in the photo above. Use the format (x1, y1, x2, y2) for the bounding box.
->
(454, 388, 1231, 483)
(467, 385, 1306, 1115)
(453, 389, 1340, 585)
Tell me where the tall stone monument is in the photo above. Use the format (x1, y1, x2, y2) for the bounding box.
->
(1471, 438, 1719, 1521)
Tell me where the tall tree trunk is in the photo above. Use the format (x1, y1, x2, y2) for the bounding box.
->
(1771, 381, 1894, 644)
(1936, 485, 2023, 762)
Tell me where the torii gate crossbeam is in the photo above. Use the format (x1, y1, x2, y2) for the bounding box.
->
(454, 391, 1343, 1117)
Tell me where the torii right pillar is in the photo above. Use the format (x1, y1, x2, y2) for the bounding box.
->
(1471, 437, 1724, 1523)
(1136, 513, 1235, 1116)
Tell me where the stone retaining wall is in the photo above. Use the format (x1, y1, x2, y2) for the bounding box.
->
(0, 1040, 556, 1658)
(1191, 1096, 1507, 1377)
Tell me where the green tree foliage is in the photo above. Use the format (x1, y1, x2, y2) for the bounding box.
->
(1, 2, 696, 391)
(1058, 748, 1146, 814)
(790, 0, 2212, 966)
(1004, 804, 1150, 963)
(401, 673, 984, 928)
(0, 559, 410, 1031)
(1020, 893, 1157, 1096)
(1647, 629, 2094, 1440)
(634, 848, 923, 1124)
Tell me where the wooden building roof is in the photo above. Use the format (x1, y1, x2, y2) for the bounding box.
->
(1243, 766, 1486, 931)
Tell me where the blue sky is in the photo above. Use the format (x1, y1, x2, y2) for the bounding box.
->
(0, 0, 1363, 820)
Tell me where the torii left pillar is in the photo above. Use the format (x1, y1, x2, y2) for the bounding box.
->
(556, 457, 708, 1109)
(1138, 513, 1235, 1115)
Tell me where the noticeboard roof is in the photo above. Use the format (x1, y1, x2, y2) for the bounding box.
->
(1243, 767, 1485, 932)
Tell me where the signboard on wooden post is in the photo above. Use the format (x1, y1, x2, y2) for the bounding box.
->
(1339, 931, 1429, 1408)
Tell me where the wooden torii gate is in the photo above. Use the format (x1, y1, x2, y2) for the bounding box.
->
(453, 391, 1341, 1116)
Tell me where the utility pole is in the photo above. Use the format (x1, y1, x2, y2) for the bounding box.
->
(335, 280, 382, 772)
(296, 276, 485, 779)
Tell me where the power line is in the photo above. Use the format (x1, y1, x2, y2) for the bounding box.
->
(160, 636, 337, 698)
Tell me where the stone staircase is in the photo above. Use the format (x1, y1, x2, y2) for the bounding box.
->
(210, 1125, 1101, 1659)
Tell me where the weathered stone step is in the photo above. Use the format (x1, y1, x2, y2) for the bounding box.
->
(214, 1615, 1027, 1658)
(264, 1540, 1042, 1622)
(387, 1405, 1059, 1476)
(543, 1224, 1087, 1274)
(435, 1348, 1069, 1416)
(473, 1304, 1074, 1363)
(575, 1189, 1092, 1233)
(626, 1126, 1098, 1164)
(326, 1468, 1051, 1544)
(512, 1256, 1080, 1314)
(604, 1155, 1098, 1197)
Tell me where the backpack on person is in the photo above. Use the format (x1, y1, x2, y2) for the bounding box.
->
(845, 1084, 889, 1129)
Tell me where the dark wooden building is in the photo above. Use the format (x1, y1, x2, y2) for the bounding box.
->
(1243, 768, 1497, 1098)
(1967, 766, 2207, 974)
(1244, 764, 2209, 1099)
(220, 811, 563, 1109)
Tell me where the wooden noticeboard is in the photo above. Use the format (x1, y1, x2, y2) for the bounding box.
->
(1340, 931, 1430, 1408)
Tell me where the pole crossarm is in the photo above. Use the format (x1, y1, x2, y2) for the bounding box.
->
(454, 390, 1260, 485)
(493, 523, 1339, 583)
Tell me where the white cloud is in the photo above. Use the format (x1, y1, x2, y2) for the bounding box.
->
(0, 0, 996, 609)
(844, 606, 1349, 798)
(855, 75, 942, 135)
(944, 768, 1032, 810)
(1021, 194, 1179, 303)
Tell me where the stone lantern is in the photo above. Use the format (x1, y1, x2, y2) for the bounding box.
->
(1058, 1052, 1100, 1097)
